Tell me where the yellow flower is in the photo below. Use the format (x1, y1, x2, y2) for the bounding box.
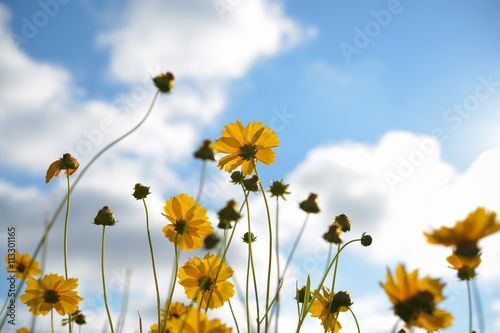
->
(169, 307, 232, 333)
(446, 253, 481, 280)
(19, 273, 83, 316)
(178, 253, 234, 310)
(308, 287, 344, 333)
(380, 264, 453, 331)
(161, 300, 188, 319)
(5, 250, 41, 279)
(16, 328, 31, 333)
(162, 194, 214, 251)
(424, 207, 500, 257)
(213, 120, 279, 176)
(45, 153, 79, 183)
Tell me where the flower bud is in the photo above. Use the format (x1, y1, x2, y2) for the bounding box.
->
(132, 183, 151, 200)
(299, 193, 320, 213)
(93, 206, 117, 226)
(230, 171, 245, 185)
(194, 139, 215, 161)
(323, 224, 342, 244)
(268, 179, 290, 200)
(153, 72, 175, 93)
(242, 232, 257, 243)
(243, 175, 260, 192)
(361, 232, 372, 247)
(204, 233, 220, 250)
(334, 214, 351, 232)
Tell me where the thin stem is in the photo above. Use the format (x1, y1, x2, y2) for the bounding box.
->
(472, 279, 485, 333)
(51, 309, 55, 333)
(101, 226, 115, 333)
(253, 163, 273, 332)
(274, 196, 280, 333)
(348, 307, 361, 333)
(163, 236, 179, 333)
(325, 243, 341, 331)
(195, 160, 207, 204)
(64, 172, 73, 333)
(0, 91, 161, 331)
(467, 279, 473, 333)
(228, 299, 241, 333)
(143, 198, 161, 331)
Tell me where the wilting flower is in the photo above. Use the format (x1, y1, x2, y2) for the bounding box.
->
(162, 194, 214, 251)
(5, 250, 41, 279)
(194, 139, 215, 161)
(446, 253, 481, 280)
(299, 193, 320, 213)
(308, 287, 345, 332)
(178, 253, 235, 310)
(213, 120, 279, 176)
(45, 153, 79, 183)
(424, 207, 500, 257)
(380, 264, 453, 331)
(19, 273, 83, 316)
(168, 307, 232, 333)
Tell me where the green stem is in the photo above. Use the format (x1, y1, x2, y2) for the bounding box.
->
(163, 236, 179, 333)
(472, 279, 484, 333)
(0, 91, 160, 331)
(64, 172, 73, 333)
(467, 279, 473, 333)
(274, 196, 280, 333)
(228, 299, 241, 333)
(51, 309, 55, 333)
(325, 244, 341, 331)
(195, 160, 207, 204)
(143, 198, 161, 333)
(296, 239, 361, 333)
(101, 226, 114, 333)
(253, 163, 273, 332)
(348, 307, 361, 333)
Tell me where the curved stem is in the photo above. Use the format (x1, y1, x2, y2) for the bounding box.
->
(348, 307, 361, 333)
(0, 91, 160, 331)
(325, 244, 341, 331)
(101, 226, 115, 333)
(253, 163, 273, 332)
(64, 173, 73, 333)
(228, 299, 241, 333)
(143, 198, 161, 333)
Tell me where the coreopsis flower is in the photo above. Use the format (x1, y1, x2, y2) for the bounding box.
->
(242, 232, 257, 243)
(16, 329, 31, 333)
(62, 309, 86, 326)
(133, 183, 151, 200)
(150, 302, 189, 333)
(194, 139, 215, 161)
(168, 307, 232, 333)
(19, 273, 83, 316)
(323, 224, 342, 244)
(162, 194, 214, 251)
(45, 153, 79, 183)
(93, 206, 117, 226)
(153, 72, 175, 93)
(380, 264, 453, 331)
(217, 200, 241, 230)
(446, 253, 481, 280)
(308, 287, 345, 332)
(178, 253, 235, 310)
(334, 214, 351, 233)
(204, 233, 221, 249)
(242, 175, 259, 192)
(424, 207, 500, 257)
(5, 250, 41, 279)
(213, 120, 279, 176)
(299, 193, 320, 213)
(268, 179, 290, 200)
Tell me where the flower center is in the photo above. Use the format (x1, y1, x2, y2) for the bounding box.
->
(43, 290, 60, 304)
(455, 241, 480, 258)
(238, 144, 257, 161)
(198, 276, 213, 291)
(17, 263, 26, 273)
(174, 220, 189, 235)
(395, 291, 434, 323)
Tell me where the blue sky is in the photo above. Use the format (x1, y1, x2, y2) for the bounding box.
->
(1, 0, 500, 332)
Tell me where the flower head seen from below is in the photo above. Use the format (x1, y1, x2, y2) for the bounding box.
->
(5, 250, 41, 279)
(168, 307, 232, 333)
(424, 207, 500, 257)
(45, 153, 79, 183)
(93, 206, 117, 226)
(133, 183, 151, 200)
(194, 139, 215, 161)
(213, 120, 279, 176)
(308, 287, 345, 332)
(299, 193, 320, 213)
(446, 252, 481, 280)
(62, 309, 86, 326)
(162, 194, 213, 251)
(380, 264, 453, 331)
(19, 273, 83, 316)
(153, 72, 175, 94)
(178, 253, 235, 310)
(268, 179, 290, 200)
